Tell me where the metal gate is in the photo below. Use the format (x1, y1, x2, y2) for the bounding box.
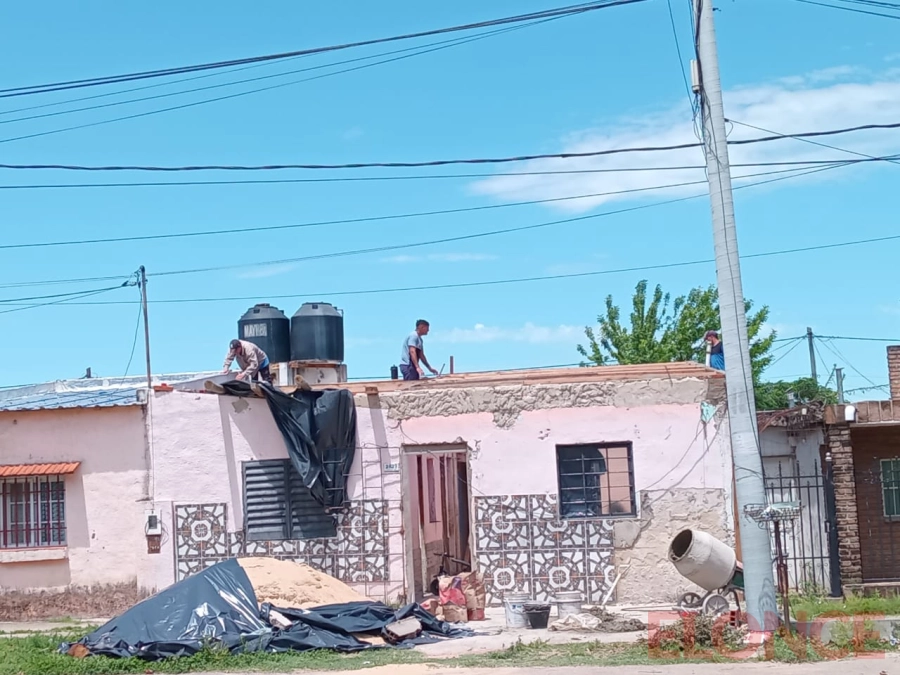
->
(762, 459, 840, 596)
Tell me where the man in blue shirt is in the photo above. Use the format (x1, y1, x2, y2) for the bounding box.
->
(706, 330, 725, 371)
(400, 319, 439, 380)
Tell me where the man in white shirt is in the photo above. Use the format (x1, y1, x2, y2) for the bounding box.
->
(399, 320, 438, 381)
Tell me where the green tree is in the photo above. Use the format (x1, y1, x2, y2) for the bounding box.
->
(755, 377, 839, 411)
(577, 280, 776, 382)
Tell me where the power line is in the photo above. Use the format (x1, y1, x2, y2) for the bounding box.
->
(5, 228, 900, 308)
(2, 156, 895, 191)
(0, 159, 878, 290)
(728, 119, 900, 167)
(4, 122, 897, 171)
(146, 164, 861, 279)
(0, 284, 133, 315)
(1, 1, 642, 99)
(0, 24, 550, 127)
(0, 164, 840, 251)
(791, 0, 900, 19)
(816, 334, 900, 342)
(0, 17, 570, 145)
(818, 337, 881, 388)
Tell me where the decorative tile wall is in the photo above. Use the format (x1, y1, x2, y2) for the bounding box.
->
(474, 494, 618, 605)
(174, 500, 391, 584)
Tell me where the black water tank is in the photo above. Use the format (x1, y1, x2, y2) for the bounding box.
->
(291, 302, 344, 362)
(238, 304, 291, 363)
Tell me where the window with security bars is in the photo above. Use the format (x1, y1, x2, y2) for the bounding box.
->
(881, 459, 900, 518)
(556, 443, 636, 518)
(0, 476, 67, 549)
(243, 459, 337, 541)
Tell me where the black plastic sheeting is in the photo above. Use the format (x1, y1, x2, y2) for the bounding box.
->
(220, 381, 356, 510)
(61, 559, 471, 661)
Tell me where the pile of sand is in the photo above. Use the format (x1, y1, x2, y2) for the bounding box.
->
(237, 557, 367, 609)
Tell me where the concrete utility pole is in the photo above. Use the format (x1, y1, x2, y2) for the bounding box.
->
(836, 367, 845, 403)
(807, 327, 817, 382)
(693, 0, 778, 632)
(140, 266, 152, 390)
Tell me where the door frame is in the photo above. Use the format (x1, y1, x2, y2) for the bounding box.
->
(400, 443, 472, 602)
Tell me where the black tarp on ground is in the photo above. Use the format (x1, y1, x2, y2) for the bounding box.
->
(220, 381, 356, 510)
(61, 559, 472, 661)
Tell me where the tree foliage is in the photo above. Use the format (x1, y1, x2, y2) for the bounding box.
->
(577, 280, 776, 382)
(755, 377, 839, 411)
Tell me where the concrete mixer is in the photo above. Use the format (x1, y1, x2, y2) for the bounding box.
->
(668, 528, 744, 621)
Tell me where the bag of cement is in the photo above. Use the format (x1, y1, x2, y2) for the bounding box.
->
(442, 603, 467, 624)
(438, 576, 466, 608)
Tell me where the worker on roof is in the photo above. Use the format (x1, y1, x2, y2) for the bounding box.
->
(222, 339, 272, 383)
(705, 330, 725, 371)
(400, 319, 438, 381)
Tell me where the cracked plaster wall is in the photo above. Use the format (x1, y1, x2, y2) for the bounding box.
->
(613, 487, 733, 604)
(356, 377, 720, 429)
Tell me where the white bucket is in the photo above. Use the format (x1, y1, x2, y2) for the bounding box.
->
(668, 529, 736, 592)
(503, 592, 530, 628)
(553, 591, 583, 620)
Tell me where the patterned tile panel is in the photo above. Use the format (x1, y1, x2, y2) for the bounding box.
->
(174, 500, 390, 585)
(473, 494, 619, 605)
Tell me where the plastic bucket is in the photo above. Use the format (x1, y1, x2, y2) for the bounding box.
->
(668, 529, 737, 592)
(503, 592, 530, 628)
(524, 603, 552, 629)
(553, 591, 583, 620)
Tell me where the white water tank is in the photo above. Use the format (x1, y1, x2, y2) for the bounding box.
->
(668, 529, 736, 592)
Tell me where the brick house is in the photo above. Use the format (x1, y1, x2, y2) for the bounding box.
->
(825, 346, 900, 593)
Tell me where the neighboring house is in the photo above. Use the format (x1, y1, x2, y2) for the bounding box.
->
(825, 346, 900, 594)
(1, 362, 735, 608)
(757, 405, 836, 595)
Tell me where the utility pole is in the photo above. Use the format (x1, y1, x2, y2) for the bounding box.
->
(807, 327, 817, 382)
(139, 266, 152, 389)
(836, 367, 845, 403)
(693, 0, 778, 633)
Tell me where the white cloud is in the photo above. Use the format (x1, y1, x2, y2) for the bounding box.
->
(342, 126, 364, 141)
(380, 252, 498, 264)
(237, 263, 299, 279)
(470, 68, 900, 213)
(879, 304, 900, 316)
(432, 322, 581, 345)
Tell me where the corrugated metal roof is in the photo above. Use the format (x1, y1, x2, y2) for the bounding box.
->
(0, 371, 219, 412)
(0, 462, 80, 477)
(0, 388, 144, 412)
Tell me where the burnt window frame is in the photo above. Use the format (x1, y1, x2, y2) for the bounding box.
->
(242, 459, 337, 542)
(555, 442, 637, 519)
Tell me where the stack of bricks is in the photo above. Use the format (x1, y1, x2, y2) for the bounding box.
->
(888, 345, 900, 402)
(827, 424, 862, 586)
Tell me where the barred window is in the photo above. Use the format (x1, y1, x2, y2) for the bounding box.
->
(0, 476, 67, 549)
(556, 443, 636, 518)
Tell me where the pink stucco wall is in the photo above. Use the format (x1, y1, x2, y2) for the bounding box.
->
(0, 406, 149, 591)
(143, 388, 732, 597)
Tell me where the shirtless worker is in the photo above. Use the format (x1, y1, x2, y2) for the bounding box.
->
(400, 319, 439, 380)
(222, 339, 273, 383)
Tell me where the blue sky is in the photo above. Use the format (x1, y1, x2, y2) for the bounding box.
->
(0, 0, 897, 396)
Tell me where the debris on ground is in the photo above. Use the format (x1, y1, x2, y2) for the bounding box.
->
(60, 558, 473, 661)
(237, 556, 366, 608)
(550, 609, 647, 633)
(0, 581, 145, 621)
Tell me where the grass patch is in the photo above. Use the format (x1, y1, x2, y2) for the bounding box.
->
(791, 591, 900, 619)
(2, 624, 898, 674)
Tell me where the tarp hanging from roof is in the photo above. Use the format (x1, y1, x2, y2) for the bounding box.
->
(219, 381, 356, 510)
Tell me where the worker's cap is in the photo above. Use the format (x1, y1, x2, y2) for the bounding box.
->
(230, 339, 242, 349)
(704, 330, 719, 339)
